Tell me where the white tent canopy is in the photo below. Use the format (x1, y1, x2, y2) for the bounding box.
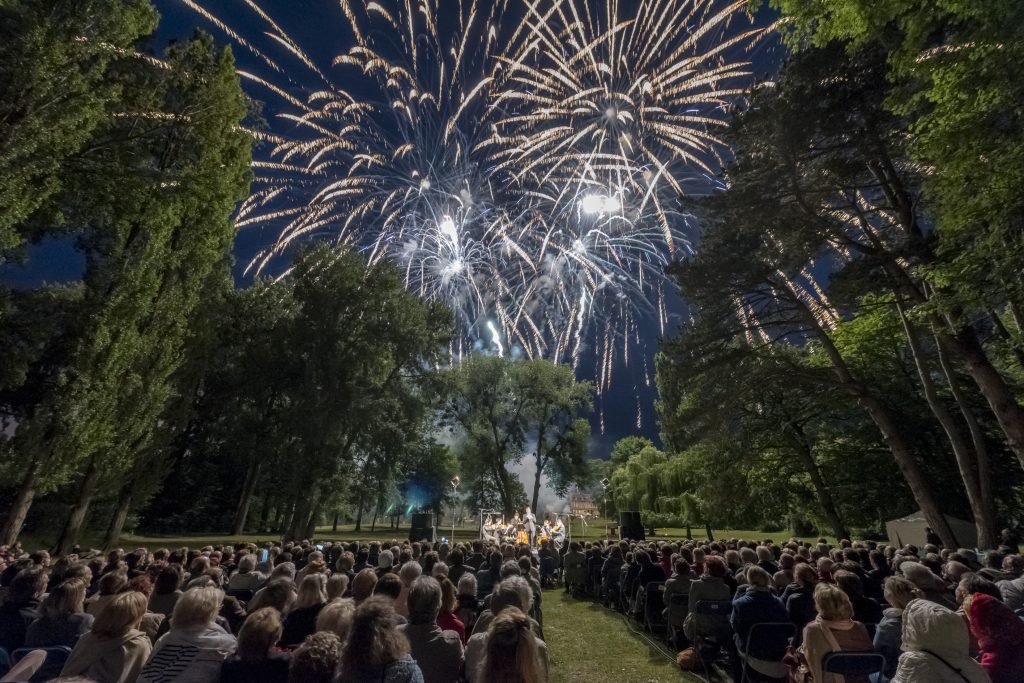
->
(885, 510, 978, 550)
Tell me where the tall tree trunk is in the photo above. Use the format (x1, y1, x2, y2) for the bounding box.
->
(810, 312, 958, 548)
(531, 456, 544, 514)
(104, 490, 133, 550)
(1, 461, 40, 545)
(303, 502, 319, 539)
(939, 323, 1024, 471)
(787, 422, 849, 540)
(288, 495, 312, 541)
(936, 338, 997, 549)
(258, 494, 272, 533)
(332, 511, 340, 532)
(280, 502, 296, 541)
(54, 454, 102, 556)
(881, 261, 1024, 471)
(231, 458, 261, 536)
(354, 492, 364, 532)
(897, 305, 995, 549)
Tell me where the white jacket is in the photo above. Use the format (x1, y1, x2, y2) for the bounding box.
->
(891, 599, 990, 683)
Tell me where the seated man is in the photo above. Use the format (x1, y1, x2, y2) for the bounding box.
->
(683, 556, 732, 643)
(398, 576, 463, 683)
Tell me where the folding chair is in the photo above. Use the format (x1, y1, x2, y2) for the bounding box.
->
(822, 652, 886, 678)
(10, 646, 71, 682)
(642, 581, 667, 634)
(737, 622, 796, 683)
(564, 557, 588, 597)
(692, 599, 733, 683)
(540, 555, 558, 588)
(665, 592, 690, 650)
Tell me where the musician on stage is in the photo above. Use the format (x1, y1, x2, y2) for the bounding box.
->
(523, 505, 537, 545)
(550, 515, 566, 549)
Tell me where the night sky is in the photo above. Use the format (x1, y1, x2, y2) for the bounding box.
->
(0, 0, 782, 458)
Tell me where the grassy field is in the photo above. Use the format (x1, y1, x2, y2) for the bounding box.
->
(543, 589, 698, 682)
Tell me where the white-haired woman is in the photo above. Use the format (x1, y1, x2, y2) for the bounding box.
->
(138, 586, 237, 683)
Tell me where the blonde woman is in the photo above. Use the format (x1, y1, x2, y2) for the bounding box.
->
(281, 573, 328, 646)
(25, 578, 93, 648)
(326, 573, 350, 601)
(478, 607, 546, 683)
(221, 607, 289, 683)
(62, 591, 151, 683)
(799, 583, 873, 683)
(138, 586, 237, 683)
(316, 597, 356, 643)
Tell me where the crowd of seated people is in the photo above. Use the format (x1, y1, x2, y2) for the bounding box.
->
(553, 534, 1024, 683)
(0, 537, 549, 683)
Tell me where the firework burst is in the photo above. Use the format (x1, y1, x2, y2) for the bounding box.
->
(174, 0, 768, 409)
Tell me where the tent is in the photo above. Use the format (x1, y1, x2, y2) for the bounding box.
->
(885, 511, 978, 549)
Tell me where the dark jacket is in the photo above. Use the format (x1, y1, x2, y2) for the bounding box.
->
(0, 599, 39, 651)
(25, 612, 94, 649)
(220, 652, 290, 683)
(280, 603, 324, 647)
(850, 594, 883, 625)
(730, 588, 788, 650)
(785, 584, 817, 641)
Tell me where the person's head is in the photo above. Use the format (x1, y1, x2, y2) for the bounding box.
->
(704, 556, 727, 578)
(9, 567, 47, 604)
(237, 608, 283, 662)
(956, 573, 1001, 606)
(398, 560, 422, 586)
(882, 576, 922, 610)
(746, 565, 772, 591)
(834, 570, 864, 599)
(316, 598, 356, 642)
(326, 573, 349, 601)
(965, 592, 1024, 649)
(155, 565, 182, 594)
(457, 572, 477, 598)
(289, 631, 342, 683)
(97, 570, 128, 597)
(481, 607, 543, 683)
(252, 580, 295, 613)
(171, 586, 223, 630)
(407, 576, 443, 625)
(351, 568, 378, 603)
(341, 596, 410, 677)
(91, 591, 148, 638)
(40, 578, 87, 620)
(295, 573, 328, 610)
(373, 572, 402, 600)
(269, 562, 296, 582)
(813, 583, 853, 621)
(490, 575, 533, 614)
(237, 554, 257, 574)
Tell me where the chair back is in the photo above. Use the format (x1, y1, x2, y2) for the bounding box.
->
(11, 646, 72, 682)
(666, 592, 689, 627)
(743, 622, 796, 661)
(822, 651, 886, 676)
(694, 599, 732, 617)
(540, 556, 557, 577)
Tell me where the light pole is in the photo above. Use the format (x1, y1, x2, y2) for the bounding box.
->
(600, 477, 610, 538)
(450, 476, 460, 541)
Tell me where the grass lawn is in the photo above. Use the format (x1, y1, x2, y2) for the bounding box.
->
(543, 588, 699, 682)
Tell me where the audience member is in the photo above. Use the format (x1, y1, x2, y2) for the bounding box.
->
(799, 583, 872, 683)
(139, 586, 237, 683)
(61, 591, 152, 683)
(873, 576, 922, 681)
(889, 598, 989, 683)
(25, 578, 93, 648)
(338, 596, 424, 683)
(399, 576, 464, 683)
(965, 592, 1024, 683)
(220, 607, 289, 683)
(475, 607, 547, 683)
(289, 631, 342, 683)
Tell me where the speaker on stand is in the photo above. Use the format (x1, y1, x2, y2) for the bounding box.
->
(618, 511, 645, 541)
(409, 513, 435, 542)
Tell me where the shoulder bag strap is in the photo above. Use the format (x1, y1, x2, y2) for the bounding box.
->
(921, 649, 972, 683)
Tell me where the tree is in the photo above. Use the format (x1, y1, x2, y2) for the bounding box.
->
(1, 31, 253, 549)
(0, 0, 157, 256)
(520, 360, 593, 512)
(440, 356, 594, 518)
(610, 436, 655, 468)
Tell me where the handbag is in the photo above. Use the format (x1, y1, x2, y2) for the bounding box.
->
(783, 644, 811, 683)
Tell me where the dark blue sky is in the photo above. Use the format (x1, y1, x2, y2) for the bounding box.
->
(1, 0, 782, 457)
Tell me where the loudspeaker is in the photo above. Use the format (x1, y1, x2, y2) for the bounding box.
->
(409, 513, 435, 542)
(619, 511, 645, 541)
